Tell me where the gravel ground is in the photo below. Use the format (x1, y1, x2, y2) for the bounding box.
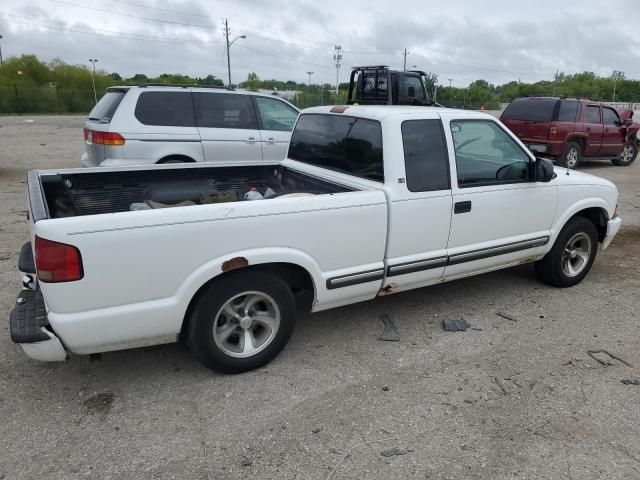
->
(0, 115, 639, 480)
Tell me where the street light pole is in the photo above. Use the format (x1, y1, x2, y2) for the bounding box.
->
(224, 19, 246, 87)
(88, 58, 98, 104)
(0, 35, 4, 67)
(306, 71, 313, 87)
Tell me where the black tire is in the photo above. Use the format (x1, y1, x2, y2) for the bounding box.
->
(558, 141, 581, 169)
(535, 217, 598, 288)
(157, 156, 193, 164)
(185, 270, 296, 374)
(611, 141, 638, 166)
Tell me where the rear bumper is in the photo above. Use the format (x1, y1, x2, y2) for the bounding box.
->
(9, 289, 67, 362)
(602, 216, 622, 250)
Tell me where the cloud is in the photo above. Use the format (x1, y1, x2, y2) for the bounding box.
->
(2, 0, 640, 86)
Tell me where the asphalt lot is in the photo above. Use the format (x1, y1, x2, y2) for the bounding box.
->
(0, 115, 639, 480)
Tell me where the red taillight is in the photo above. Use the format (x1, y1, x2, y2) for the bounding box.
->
(35, 236, 84, 283)
(90, 130, 125, 146)
(83, 128, 88, 141)
(548, 125, 558, 139)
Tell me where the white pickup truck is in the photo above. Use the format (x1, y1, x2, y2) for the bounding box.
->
(10, 106, 622, 373)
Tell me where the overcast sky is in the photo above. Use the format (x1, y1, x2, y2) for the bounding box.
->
(2, 0, 640, 86)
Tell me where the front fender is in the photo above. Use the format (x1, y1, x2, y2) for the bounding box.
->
(549, 197, 611, 247)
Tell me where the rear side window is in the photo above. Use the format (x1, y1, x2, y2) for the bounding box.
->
(501, 98, 557, 121)
(401, 120, 449, 191)
(194, 92, 257, 129)
(586, 105, 601, 124)
(134, 92, 195, 127)
(603, 107, 620, 125)
(288, 114, 383, 181)
(404, 76, 425, 102)
(88, 91, 125, 123)
(557, 100, 579, 122)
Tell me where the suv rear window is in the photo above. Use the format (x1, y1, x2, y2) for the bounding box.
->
(502, 98, 557, 122)
(557, 100, 579, 122)
(288, 114, 383, 181)
(88, 91, 125, 123)
(134, 92, 196, 127)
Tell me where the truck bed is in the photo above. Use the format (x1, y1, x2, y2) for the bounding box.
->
(32, 164, 353, 219)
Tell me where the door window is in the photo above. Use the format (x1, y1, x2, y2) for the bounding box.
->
(603, 107, 620, 125)
(401, 119, 449, 191)
(194, 93, 258, 129)
(450, 120, 531, 187)
(254, 97, 299, 131)
(134, 92, 195, 127)
(586, 105, 601, 124)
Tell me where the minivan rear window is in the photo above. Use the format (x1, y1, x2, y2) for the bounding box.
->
(134, 92, 196, 127)
(88, 91, 125, 123)
(502, 98, 557, 122)
(288, 114, 384, 181)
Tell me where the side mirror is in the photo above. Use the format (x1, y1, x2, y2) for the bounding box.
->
(535, 157, 556, 182)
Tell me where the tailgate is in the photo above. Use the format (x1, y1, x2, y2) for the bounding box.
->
(502, 118, 550, 141)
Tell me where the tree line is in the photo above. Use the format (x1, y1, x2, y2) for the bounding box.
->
(1, 54, 639, 114)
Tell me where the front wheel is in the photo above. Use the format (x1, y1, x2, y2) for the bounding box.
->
(185, 271, 296, 373)
(535, 217, 598, 288)
(611, 141, 638, 166)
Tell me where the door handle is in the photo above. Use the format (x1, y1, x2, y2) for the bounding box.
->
(266, 137, 276, 145)
(246, 137, 257, 144)
(454, 201, 472, 214)
(586, 127, 591, 132)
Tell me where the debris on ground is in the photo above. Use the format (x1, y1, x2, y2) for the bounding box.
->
(442, 319, 470, 332)
(378, 314, 400, 341)
(587, 350, 633, 367)
(382, 386, 390, 392)
(380, 447, 413, 457)
(621, 379, 640, 385)
(496, 312, 517, 322)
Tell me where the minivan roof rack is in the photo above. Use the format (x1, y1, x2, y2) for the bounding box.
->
(136, 83, 235, 90)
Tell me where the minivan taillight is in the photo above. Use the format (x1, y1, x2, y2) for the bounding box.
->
(35, 236, 84, 283)
(91, 131, 125, 146)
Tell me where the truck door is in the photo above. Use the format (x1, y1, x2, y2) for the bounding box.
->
(584, 104, 604, 154)
(442, 115, 557, 280)
(601, 106, 625, 155)
(383, 117, 452, 293)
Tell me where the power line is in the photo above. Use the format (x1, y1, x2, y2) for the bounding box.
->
(234, 44, 333, 70)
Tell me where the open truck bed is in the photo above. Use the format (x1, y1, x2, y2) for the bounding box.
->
(31, 163, 353, 220)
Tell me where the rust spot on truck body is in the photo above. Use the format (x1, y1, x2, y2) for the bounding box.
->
(222, 256, 249, 272)
(377, 283, 399, 296)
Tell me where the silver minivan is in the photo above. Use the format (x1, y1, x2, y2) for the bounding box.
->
(81, 85, 300, 167)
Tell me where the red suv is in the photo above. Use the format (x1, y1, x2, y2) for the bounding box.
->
(500, 96, 639, 168)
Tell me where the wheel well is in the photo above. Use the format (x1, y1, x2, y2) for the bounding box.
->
(574, 207, 608, 241)
(567, 137, 586, 152)
(181, 263, 315, 337)
(157, 155, 195, 164)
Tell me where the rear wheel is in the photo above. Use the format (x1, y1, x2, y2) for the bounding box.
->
(611, 141, 638, 166)
(157, 156, 194, 164)
(535, 217, 598, 287)
(558, 142, 581, 169)
(185, 271, 296, 373)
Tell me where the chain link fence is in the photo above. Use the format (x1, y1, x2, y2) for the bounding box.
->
(0, 86, 96, 114)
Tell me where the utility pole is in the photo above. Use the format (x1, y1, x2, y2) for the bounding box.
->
(333, 45, 342, 95)
(0, 35, 4, 67)
(306, 71, 314, 87)
(403, 48, 408, 71)
(88, 58, 98, 104)
(223, 19, 246, 87)
(447, 78, 453, 88)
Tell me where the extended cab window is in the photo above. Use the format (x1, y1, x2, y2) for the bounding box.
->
(288, 114, 383, 181)
(451, 120, 531, 187)
(194, 93, 257, 129)
(586, 105, 601, 124)
(603, 107, 620, 125)
(254, 97, 298, 131)
(401, 119, 449, 191)
(404, 76, 425, 103)
(134, 92, 195, 127)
